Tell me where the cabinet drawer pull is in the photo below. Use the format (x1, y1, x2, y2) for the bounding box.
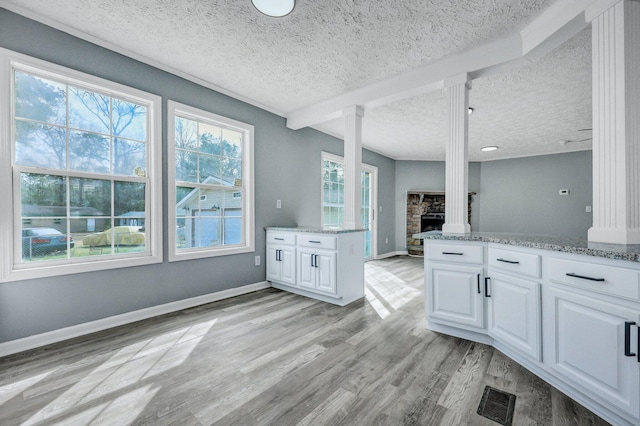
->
(565, 273, 605, 282)
(484, 277, 491, 297)
(477, 274, 481, 294)
(276, 249, 280, 262)
(625, 321, 636, 357)
(442, 251, 463, 255)
(311, 254, 315, 267)
(497, 258, 520, 264)
(274, 237, 285, 241)
(314, 254, 319, 268)
(309, 240, 322, 244)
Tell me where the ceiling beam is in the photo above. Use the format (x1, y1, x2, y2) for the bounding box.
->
(286, 0, 593, 131)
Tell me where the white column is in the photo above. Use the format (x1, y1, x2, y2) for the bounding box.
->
(587, 0, 640, 244)
(342, 105, 364, 230)
(442, 73, 471, 235)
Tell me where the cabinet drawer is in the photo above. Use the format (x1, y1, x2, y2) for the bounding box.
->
(426, 244, 484, 264)
(266, 232, 296, 245)
(547, 257, 640, 301)
(297, 235, 337, 250)
(488, 247, 540, 278)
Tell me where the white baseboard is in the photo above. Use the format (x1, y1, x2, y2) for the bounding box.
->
(0, 281, 271, 358)
(375, 250, 408, 260)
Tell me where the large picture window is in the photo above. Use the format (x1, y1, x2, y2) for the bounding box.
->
(168, 101, 254, 261)
(0, 50, 162, 281)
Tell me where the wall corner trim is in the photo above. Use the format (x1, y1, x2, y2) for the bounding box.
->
(0, 281, 272, 358)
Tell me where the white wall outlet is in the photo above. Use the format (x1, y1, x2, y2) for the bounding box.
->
(276, 200, 282, 209)
(379, 205, 382, 212)
(586, 205, 592, 213)
(559, 189, 570, 195)
(385, 237, 389, 244)
(254, 255, 261, 266)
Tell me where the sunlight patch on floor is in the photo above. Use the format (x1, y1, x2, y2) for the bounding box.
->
(0, 372, 52, 407)
(20, 318, 217, 426)
(365, 263, 421, 319)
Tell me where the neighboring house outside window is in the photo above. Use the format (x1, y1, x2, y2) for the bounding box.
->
(167, 101, 254, 261)
(0, 49, 162, 282)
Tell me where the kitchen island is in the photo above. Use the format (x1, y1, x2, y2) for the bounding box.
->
(415, 231, 640, 426)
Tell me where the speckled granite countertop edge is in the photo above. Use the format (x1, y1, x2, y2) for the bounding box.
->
(413, 232, 640, 262)
(265, 226, 366, 234)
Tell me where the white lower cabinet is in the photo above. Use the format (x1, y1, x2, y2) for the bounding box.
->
(544, 285, 640, 420)
(427, 263, 485, 331)
(266, 245, 296, 285)
(487, 271, 541, 361)
(298, 249, 337, 295)
(423, 240, 640, 426)
(266, 229, 364, 306)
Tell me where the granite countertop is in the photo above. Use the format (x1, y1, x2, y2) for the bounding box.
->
(265, 226, 366, 234)
(413, 231, 640, 262)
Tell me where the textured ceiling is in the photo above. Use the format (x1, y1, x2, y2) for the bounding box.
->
(315, 27, 592, 161)
(1, 0, 592, 161)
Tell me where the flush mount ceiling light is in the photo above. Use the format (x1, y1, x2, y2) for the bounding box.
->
(251, 0, 295, 17)
(480, 146, 498, 152)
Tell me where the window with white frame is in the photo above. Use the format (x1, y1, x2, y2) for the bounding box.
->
(321, 152, 376, 259)
(167, 101, 254, 261)
(0, 49, 162, 281)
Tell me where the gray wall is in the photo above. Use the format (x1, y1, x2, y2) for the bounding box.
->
(0, 9, 397, 343)
(478, 151, 592, 238)
(394, 151, 593, 251)
(395, 161, 481, 251)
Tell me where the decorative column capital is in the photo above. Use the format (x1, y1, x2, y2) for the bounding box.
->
(342, 105, 365, 118)
(444, 73, 472, 90)
(586, 0, 624, 21)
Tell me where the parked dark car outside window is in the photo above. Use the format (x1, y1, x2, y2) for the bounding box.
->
(22, 227, 74, 257)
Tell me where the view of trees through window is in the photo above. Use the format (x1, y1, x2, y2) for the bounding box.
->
(14, 70, 150, 262)
(173, 115, 244, 250)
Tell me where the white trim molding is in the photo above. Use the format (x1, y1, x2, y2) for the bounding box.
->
(0, 281, 271, 358)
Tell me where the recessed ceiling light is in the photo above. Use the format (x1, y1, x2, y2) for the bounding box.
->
(251, 0, 295, 17)
(481, 146, 498, 152)
(468, 107, 474, 115)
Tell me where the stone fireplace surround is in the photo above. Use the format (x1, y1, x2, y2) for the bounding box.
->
(406, 191, 474, 256)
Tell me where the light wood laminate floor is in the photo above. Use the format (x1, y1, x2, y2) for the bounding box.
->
(0, 256, 610, 425)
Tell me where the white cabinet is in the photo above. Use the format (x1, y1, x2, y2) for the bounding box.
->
(544, 285, 640, 419)
(266, 229, 364, 306)
(487, 271, 541, 361)
(422, 239, 640, 426)
(266, 232, 296, 286)
(298, 249, 337, 294)
(425, 242, 486, 335)
(487, 246, 542, 362)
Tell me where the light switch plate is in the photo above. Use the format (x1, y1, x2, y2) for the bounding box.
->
(276, 200, 282, 209)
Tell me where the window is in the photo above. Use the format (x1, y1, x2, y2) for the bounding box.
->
(0, 49, 162, 281)
(168, 101, 254, 261)
(321, 152, 377, 259)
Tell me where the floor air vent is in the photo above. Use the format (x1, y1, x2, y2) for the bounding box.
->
(477, 385, 516, 425)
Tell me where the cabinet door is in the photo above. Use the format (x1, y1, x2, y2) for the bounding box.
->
(266, 245, 281, 282)
(298, 250, 316, 289)
(280, 247, 296, 285)
(544, 286, 640, 419)
(427, 263, 484, 330)
(316, 251, 337, 294)
(488, 271, 541, 361)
